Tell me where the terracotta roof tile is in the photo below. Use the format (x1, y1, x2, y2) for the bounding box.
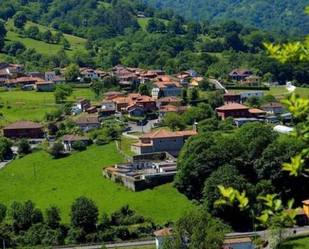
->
(216, 103, 249, 111)
(76, 116, 100, 125)
(223, 237, 252, 244)
(249, 108, 266, 114)
(154, 228, 173, 237)
(261, 102, 283, 108)
(62, 134, 89, 141)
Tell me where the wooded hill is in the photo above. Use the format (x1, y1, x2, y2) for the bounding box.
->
(142, 0, 309, 34)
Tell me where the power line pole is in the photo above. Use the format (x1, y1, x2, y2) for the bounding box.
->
(33, 162, 36, 180)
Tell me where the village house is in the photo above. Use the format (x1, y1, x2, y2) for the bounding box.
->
(223, 92, 241, 104)
(131, 129, 197, 156)
(156, 96, 182, 108)
(126, 104, 144, 117)
(135, 96, 157, 112)
(223, 238, 255, 249)
(229, 69, 254, 81)
(77, 99, 91, 112)
(190, 76, 203, 88)
(242, 75, 262, 87)
(216, 103, 250, 120)
(34, 81, 55, 92)
(240, 91, 264, 102)
(3, 121, 44, 139)
(45, 71, 66, 84)
(62, 134, 90, 151)
(100, 100, 116, 116)
(76, 116, 101, 131)
(261, 102, 285, 115)
(86, 106, 98, 114)
(154, 228, 173, 249)
(158, 105, 189, 122)
(151, 82, 182, 99)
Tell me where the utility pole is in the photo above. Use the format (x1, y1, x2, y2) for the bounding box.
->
(3, 238, 5, 249)
(33, 162, 36, 180)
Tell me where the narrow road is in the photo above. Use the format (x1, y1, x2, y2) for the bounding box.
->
(209, 79, 228, 93)
(56, 226, 309, 249)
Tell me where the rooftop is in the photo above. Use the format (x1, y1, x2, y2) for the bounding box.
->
(3, 121, 43, 130)
(62, 134, 89, 141)
(223, 237, 252, 244)
(76, 116, 100, 124)
(261, 102, 283, 108)
(154, 228, 173, 237)
(216, 103, 249, 111)
(139, 129, 196, 139)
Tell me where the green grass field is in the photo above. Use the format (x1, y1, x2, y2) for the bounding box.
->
(0, 143, 193, 224)
(137, 18, 170, 32)
(120, 135, 138, 156)
(0, 89, 94, 127)
(4, 19, 86, 56)
(277, 235, 309, 249)
(232, 87, 309, 98)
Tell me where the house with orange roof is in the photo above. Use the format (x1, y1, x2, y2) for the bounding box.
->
(156, 96, 182, 108)
(131, 129, 197, 156)
(158, 105, 189, 122)
(151, 81, 182, 99)
(154, 228, 173, 249)
(223, 92, 241, 104)
(216, 103, 250, 120)
(135, 95, 157, 111)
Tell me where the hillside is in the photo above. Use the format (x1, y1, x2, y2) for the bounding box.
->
(142, 0, 309, 34)
(5, 19, 86, 56)
(0, 143, 193, 224)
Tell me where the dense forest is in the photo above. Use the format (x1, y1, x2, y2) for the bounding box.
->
(0, 0, 309, 85)
(142, 0, 309, 35)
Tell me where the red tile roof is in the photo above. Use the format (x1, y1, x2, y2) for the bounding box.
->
(216, 103, 249, 111)
(154, 228, 173, 237)
(132, 142, 153, 147)
(249, 108, 266, 114)
(139, 129, 196, 139)
(159, 105, 188, 113)
(223, 92, 241, 96)
(153, 81, 181, 89)
(223, 237, 252, 244)
(3, 121, 43, 130)
(157, 96, 182, 103)
(302, 199, 309, 205)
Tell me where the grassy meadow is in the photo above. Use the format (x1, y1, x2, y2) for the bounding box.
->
(0, 143, 193, 224)
(4, 19, 86, 56)
(137, 18, 170, 32)
(0, 89, 94, 127)
(277, 235, 309, 249)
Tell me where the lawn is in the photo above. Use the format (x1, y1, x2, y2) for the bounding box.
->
(0, 143, 193, 224)
(277, 234, 309, 249)
(0, 89, 94, 127)
(120, 135, 139, 156)
(5, 19, 86, 56)
(137, 18, 170, 32)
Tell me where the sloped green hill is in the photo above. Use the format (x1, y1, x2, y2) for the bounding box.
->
(142, 0, 309, 33)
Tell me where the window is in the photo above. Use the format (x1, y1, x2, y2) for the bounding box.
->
(174, 139, 176, 142)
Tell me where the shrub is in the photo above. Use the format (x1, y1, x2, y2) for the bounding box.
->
(48, 142, 64, 159)
(95, 135, 110, 146)
(17, 138, 31, 155)
(71, 141, 87, 151)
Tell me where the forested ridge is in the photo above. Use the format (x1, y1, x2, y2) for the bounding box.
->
(142, 0, 309, 34)
(1, 0, 309, 85)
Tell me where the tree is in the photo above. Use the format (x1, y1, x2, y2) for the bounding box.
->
(9, 200, 43, 232)
(138, 83, 149, 96)
(60, 37, 71, 50)
(49, 142, 64, 159)
(163, 208, 228, 249)
(45, 206, 61, 229)
(70, 196, 99, 232)
(181, 88, 188, 103)
(13, 12, 27, 29)
(4, 41, 26, 56)
(42, 30, 53, 43)
(245, 96, 261, 108)
(25, 26, 40, 39)
(0, 137, 12, 161)
(188, 88, 199, 101)
(17, 138, 31, 155)
(71, 141, 87, 151)
(163, 112, 185, 131)
(0, 203, 7, 223)
(65, 63, 80, 82)
(199, 79, 214, 91)
(54, 84, 73, 103)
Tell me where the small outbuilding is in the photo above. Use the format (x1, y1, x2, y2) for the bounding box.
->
(273, 125, 294, 134)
